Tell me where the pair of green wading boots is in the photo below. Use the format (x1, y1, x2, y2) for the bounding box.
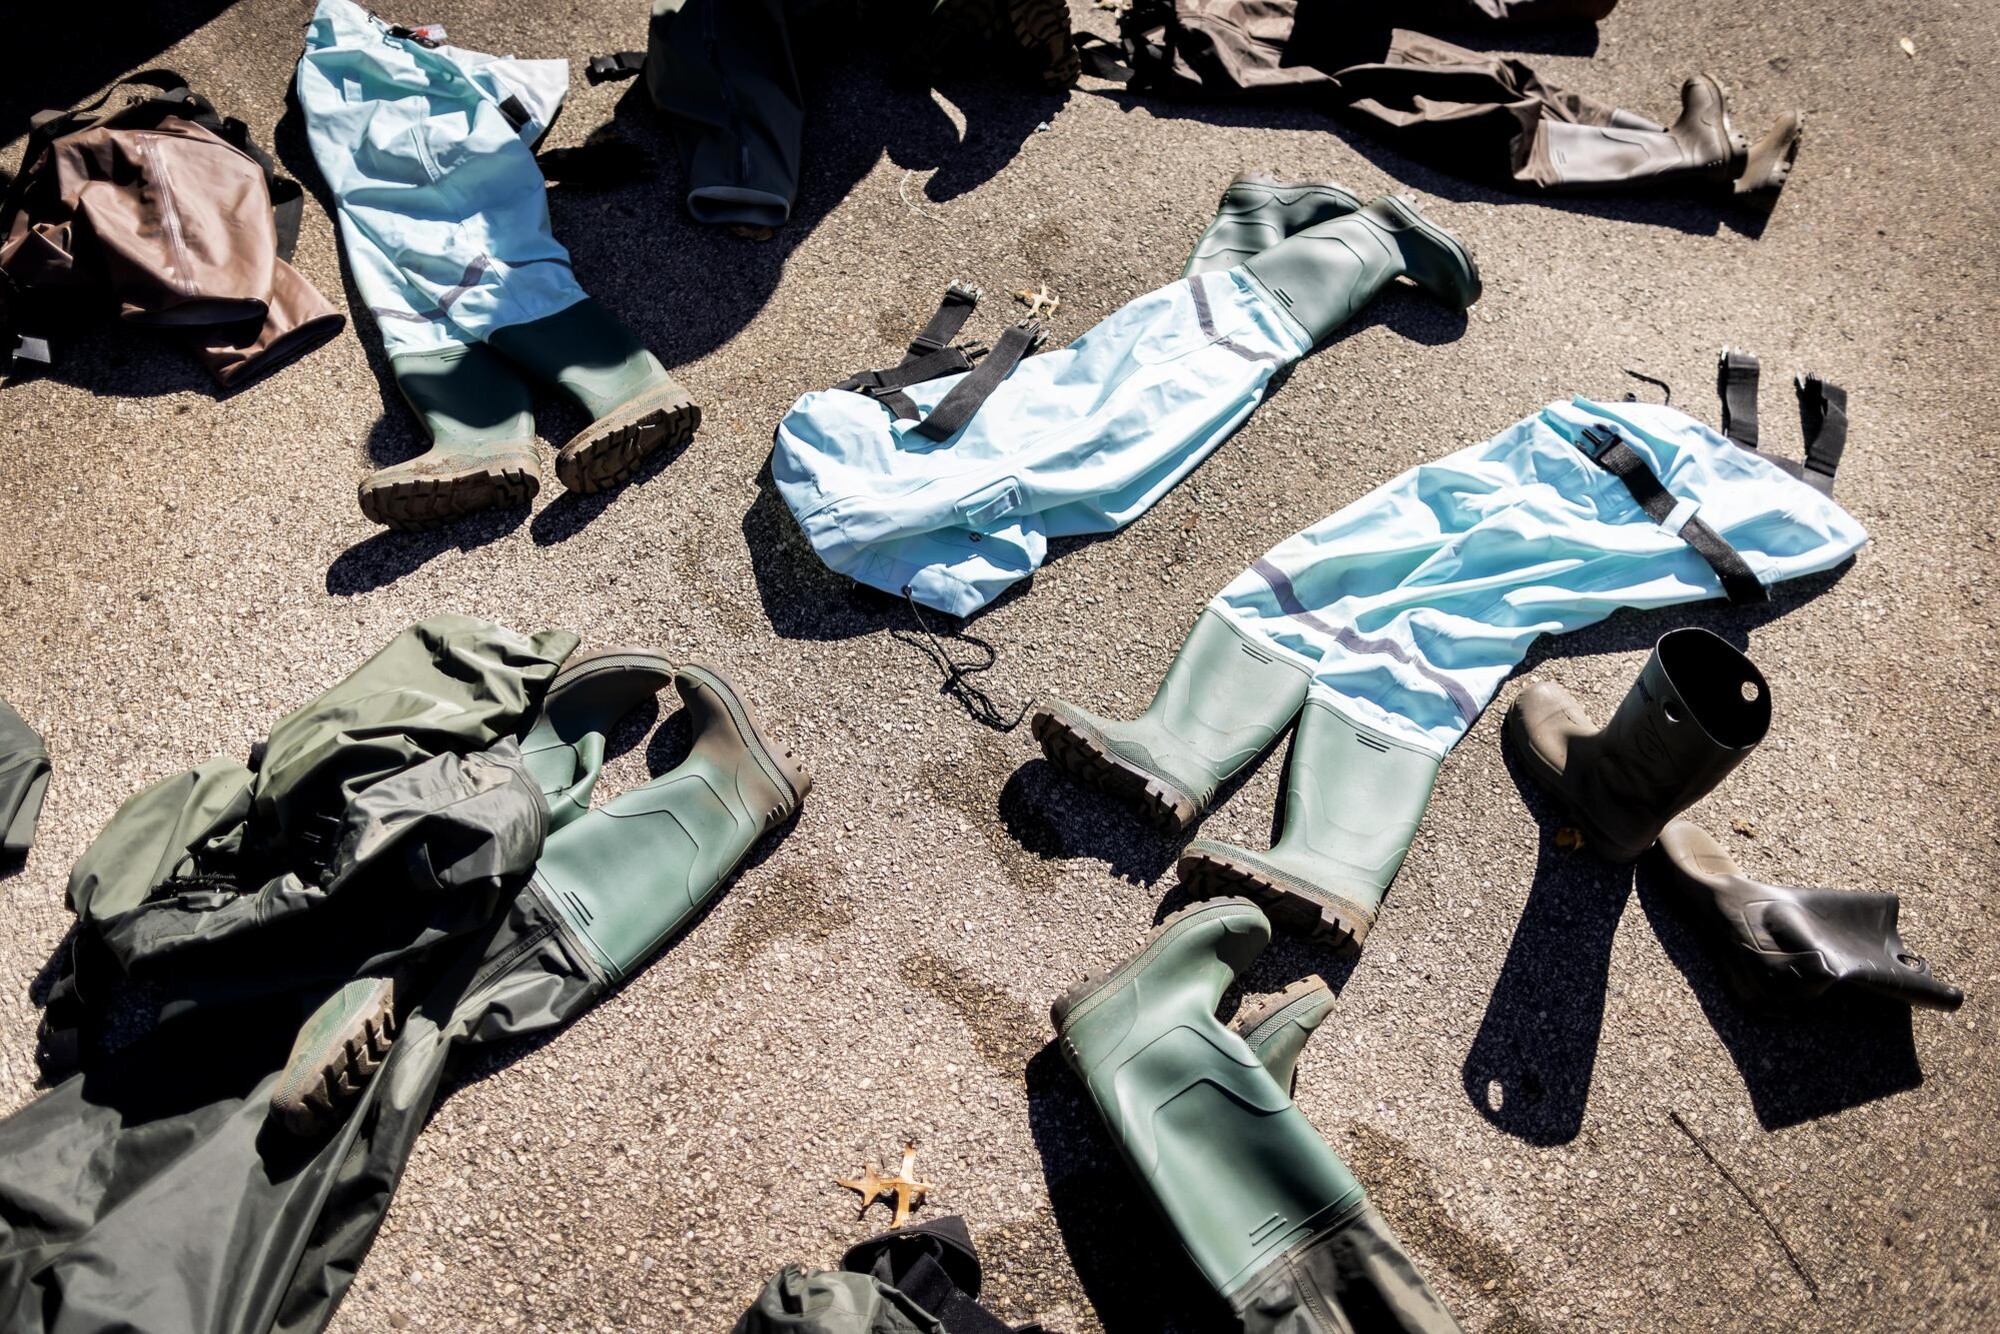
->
(361, 299, 701, 530)
(270, 649, 809, 1136)
(1035, 176, 1482, 955)
(1054, 897, 1461, 1332)
(1508, 626, 1961, 1013)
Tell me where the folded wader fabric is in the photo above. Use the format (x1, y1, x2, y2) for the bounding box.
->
(774, 267, 1311, 616)
(737, 1216, 1038, 1333)
(296, 0, 588, 358)
(1, 76, 343, 388)
(0, 699, 50, 858)
(0, 617, 586, 1334)
(643, 0, 807, 228)
(1211, 397, 1867, 762)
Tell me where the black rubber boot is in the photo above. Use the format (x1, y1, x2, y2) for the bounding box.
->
(1508, 628, 1769, 863)
(1531, 74, 1747, 191)
(1655, 820, 1964, 1012)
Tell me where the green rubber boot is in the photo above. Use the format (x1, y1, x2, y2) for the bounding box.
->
(1179, 695, 1442, 955)
(486, 298, 701, 496)
(1032, 609, 1313, 833)
(518, 648, 677, 832)
(1230, 975, 1335, 1094)
(1054, 899, 1459, 1331)
(531, 665, 809, 978)
(359, 344, 541, 530)
(1241, 195, 1482, 347)
(1183, 174, 1364, 278)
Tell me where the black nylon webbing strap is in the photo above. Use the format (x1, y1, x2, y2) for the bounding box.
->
(914, 319, 1043, 443)
(908, 282, 981, 359)
(1578, 425, 1769, 605)
(1716, 347, 1761, 450)
(585, 51, 646, 84)
(835, 345, 979, 421)
(1795, 373, 1847, 495)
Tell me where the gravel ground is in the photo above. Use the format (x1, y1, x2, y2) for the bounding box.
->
(2, 2, 1997, 1331)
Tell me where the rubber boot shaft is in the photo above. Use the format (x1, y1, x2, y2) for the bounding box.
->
(1182, 174, 1364, 278)
(1510, 628, 1769, 862)
(1032, 609, 1312, 832)
(360, 344, 540, 530)
(1240, 195, 1481, 347)
(1052, 899, 1366, 1297)
(1230, 976, 1335, 1092)
(531, 666, 809, 978)
(518, 648, 676, 832)
(1180, 698, 1441, 953)
(1655, 820, 1963, 1012)
(486, 297, 701, 494)
(1532, 74, 1746, 191)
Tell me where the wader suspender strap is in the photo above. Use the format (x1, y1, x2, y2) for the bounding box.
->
(842, 1218, 1040, 1334)
(913, 318, 1045, 442)
(585, 51, 646, 84)
(1795, 373, 1847, 495)
(1716, 347, 1760, 449)
(1578, 425, 1769, 605)
(833, 283, 989, 421)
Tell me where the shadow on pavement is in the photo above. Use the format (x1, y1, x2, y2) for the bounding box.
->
(0, 0, 237, 148)
(1633, 859, 1924, 1131)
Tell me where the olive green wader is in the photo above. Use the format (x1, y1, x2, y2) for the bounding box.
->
(0, 621, 808, 1334)
(1054, 899, 1460, 1332)
(0, 698, 50, 858)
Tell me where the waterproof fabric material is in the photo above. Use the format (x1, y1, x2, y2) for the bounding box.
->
(736, 1267, 943, 1334)
(1209, 398, 1869, 759)
(0, 698, 51, 857)
(297, 0, 586, 356)
(774, 267, 1311, 615)
(645, 0, 805, 227)
(0, 616, 589, 1334)
(1, 84, 343, 387)
(1109, 12, 1660, 195)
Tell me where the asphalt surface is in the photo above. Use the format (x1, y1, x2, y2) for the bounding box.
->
(2, 2, 1997, 1331)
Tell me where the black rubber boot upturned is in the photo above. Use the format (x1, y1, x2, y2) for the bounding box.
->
(1655, 820, 1964, 1012)
(1508, 628, 1769, 863)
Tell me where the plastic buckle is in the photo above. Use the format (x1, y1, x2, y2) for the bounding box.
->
(1577, 424, 1620, 460)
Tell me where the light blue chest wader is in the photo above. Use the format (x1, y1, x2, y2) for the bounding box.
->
(1037, 385, 1867, 950)
(773, 195, 1482, 617)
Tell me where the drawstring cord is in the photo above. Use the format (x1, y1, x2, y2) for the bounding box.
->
(1621, 368, 1673, 404)
(897, 587, 1033, 733)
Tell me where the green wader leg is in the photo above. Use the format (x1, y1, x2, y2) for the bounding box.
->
(487, 298, 701, 496)
(359, 343, 541, 530)
(1180, 696, 1442, 954)
(531, 665, 809, 978)
(1033, 609, 1314, 833)
(1183, 174, 1364, 278)
(1054, 899, 1460, 1332)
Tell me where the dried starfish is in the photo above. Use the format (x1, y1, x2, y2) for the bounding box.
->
(1014, 285, 1061, 319)
(836, 1142, 935, 1228)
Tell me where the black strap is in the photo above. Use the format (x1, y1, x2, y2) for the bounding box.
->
(586, 51, 647, 84)
(841, 1216, 1031, 1334)
(1577, 425, 1768, 605)
(834, 346, 981, 421)
(1795, 373, 1847, 496)
(907, 281, 982, 360)
(913, 319, 1042, 443)
(1072, 32, 1137, 83)
(1716, 347, 1760, 450)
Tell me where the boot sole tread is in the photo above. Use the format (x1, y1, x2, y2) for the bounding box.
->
(359, 460, 539, 530)
(556, 388, 700, 494)
(678, 664, 813, 815)
(1031, 708, 1199, 833)
(273, 979, 399, 1137)
(1178, 846, 1370, 956)
(1229, 975, 1332, 1043)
